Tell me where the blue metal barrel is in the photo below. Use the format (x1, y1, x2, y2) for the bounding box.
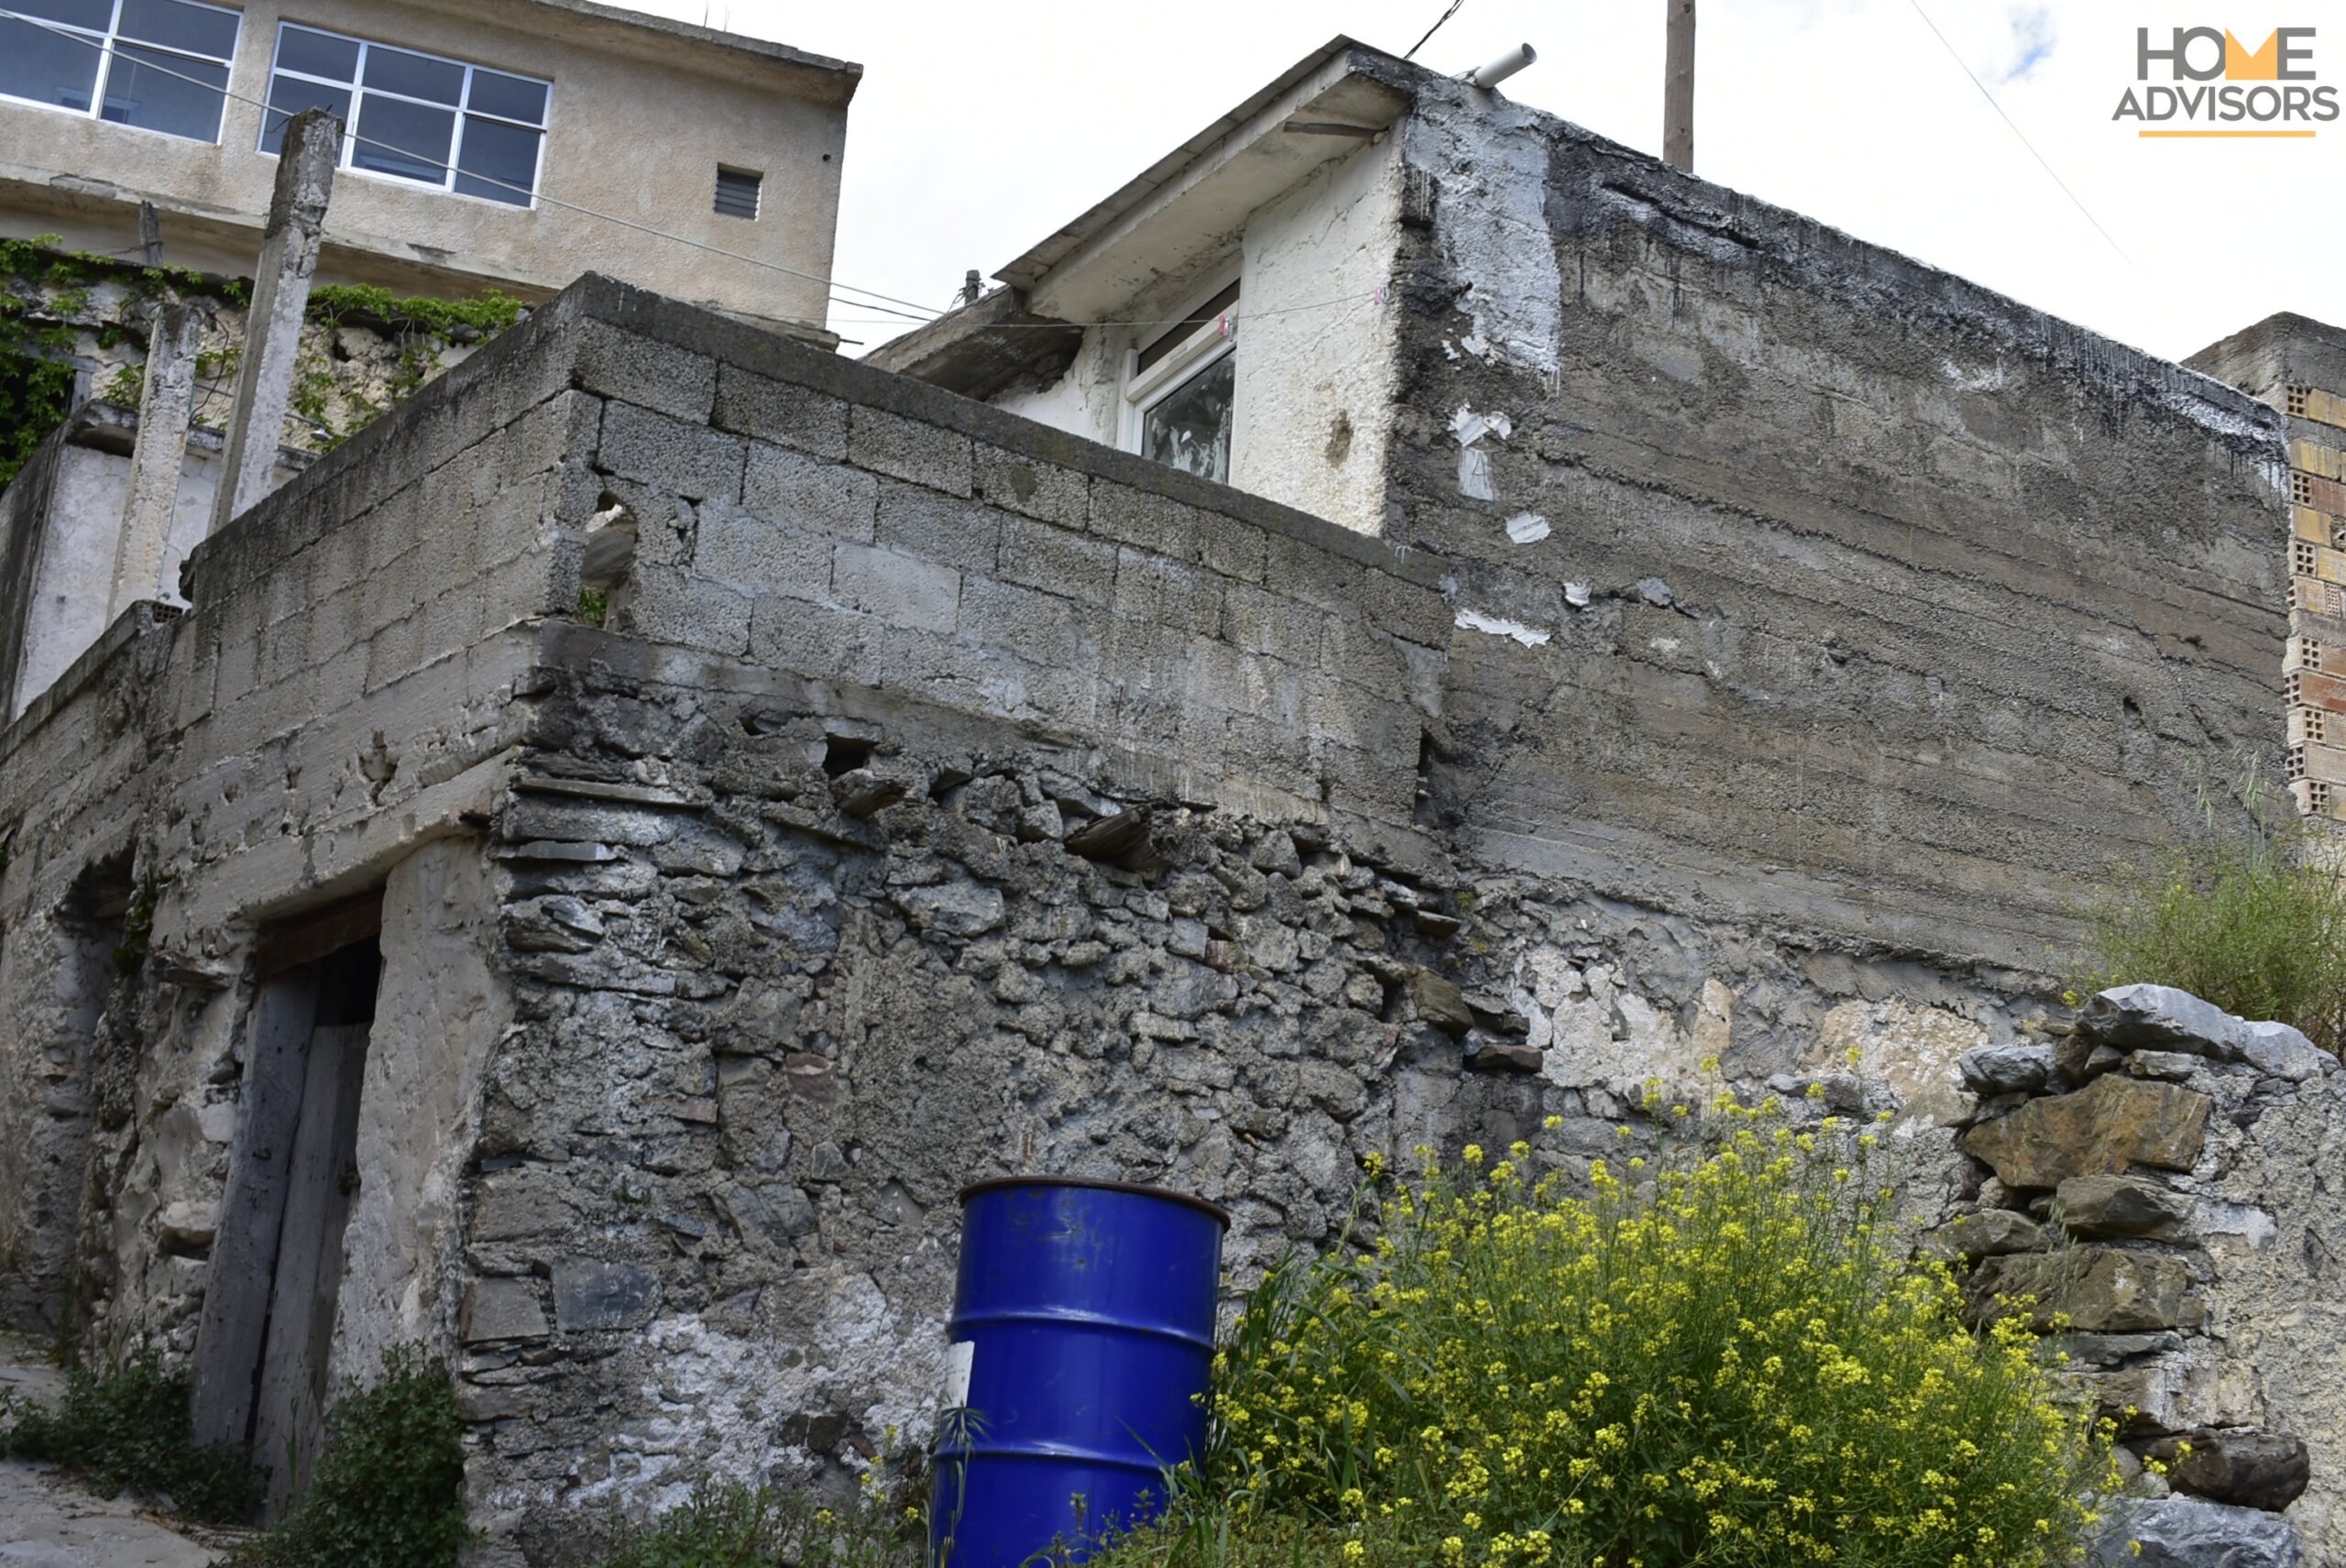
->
(931, 1177, 1229, 1568)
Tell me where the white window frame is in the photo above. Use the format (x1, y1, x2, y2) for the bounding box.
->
(258, 20, 550, 209)
(0, 0, 244, 144)
(1119, 272, 1241, 459)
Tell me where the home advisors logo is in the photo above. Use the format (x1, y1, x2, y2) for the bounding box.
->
(2114, 27, 2335, 135)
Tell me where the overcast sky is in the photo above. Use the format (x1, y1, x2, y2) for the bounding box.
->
(616, 1, 2342, 366)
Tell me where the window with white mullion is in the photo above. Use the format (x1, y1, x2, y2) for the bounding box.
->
(0, 0, 241, 143)
(261, 21, 547, 207)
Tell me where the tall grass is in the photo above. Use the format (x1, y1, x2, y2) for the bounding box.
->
(2074, 762, 2346, 1049)
(1095, 1100, 2114, 1568)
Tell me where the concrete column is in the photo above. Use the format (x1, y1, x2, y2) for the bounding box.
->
(106, 301, 203, 619)
(210, 108, 339, 538)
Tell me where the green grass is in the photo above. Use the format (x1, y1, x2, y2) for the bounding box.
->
(592, 1476, 922, 1568)
(2073, 761, 2346, 1049)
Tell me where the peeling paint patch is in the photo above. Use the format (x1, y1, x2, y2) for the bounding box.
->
(1451, 406, 1513, 446)
(1455, 609, 1550, 646)
(1459, 448, 1495, 500)
(1564, 581, 1592, 608)
(1505, 512, 1550, 544)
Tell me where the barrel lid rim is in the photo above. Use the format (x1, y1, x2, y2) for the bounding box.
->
(958, 1175, 1232, 1228)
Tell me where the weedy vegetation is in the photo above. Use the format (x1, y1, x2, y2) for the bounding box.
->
(1090, 1093, 2117, 1568)
(0, 1349, 258, 1522)
(2072, 760, 2346, 1051)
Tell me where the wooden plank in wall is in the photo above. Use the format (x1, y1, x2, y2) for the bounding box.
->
(190, 969, 321, 1448)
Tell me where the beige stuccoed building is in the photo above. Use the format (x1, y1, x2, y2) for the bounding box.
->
(0, 0, 857, 335)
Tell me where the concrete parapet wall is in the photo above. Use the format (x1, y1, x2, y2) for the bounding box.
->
(1392, 80, 2289, 970)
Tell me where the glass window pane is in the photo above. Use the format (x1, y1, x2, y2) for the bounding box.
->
(14, 0, 113, 28)
(259, 76, 350, 154)
(1140, 353, 1235, 485)
(353, 93, 454, 184)
(466, 70, 544, 126)
(275, 25, 358, 83)
(453, 117, 538, 203)
(117, 0, 239, 61)
(102, 44, 228, 139)
(0, 16, 104, 112)
(362, 45, 462, 105)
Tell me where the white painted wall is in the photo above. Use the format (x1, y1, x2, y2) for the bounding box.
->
(1228, 137, 1401, 536)
(991, 137, 1403, 537)
(16, 445, 130, 716)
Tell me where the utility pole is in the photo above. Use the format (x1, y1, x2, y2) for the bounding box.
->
(1664, 0, 1695, 172)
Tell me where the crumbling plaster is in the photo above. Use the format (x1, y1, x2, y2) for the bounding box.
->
(0, 42, 2318, 1557)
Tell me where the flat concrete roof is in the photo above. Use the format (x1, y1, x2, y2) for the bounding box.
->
(415, 0, 861, 101)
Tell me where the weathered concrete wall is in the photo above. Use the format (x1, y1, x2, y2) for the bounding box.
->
(1390, 74, 2289, 971)
(0, 274, 589, 1354)
(0, 255, 2305, 1565)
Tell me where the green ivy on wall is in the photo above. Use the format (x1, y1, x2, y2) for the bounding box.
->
(0, 232, 525, 491)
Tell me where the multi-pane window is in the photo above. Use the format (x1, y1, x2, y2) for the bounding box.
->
(0, 0, 242, 143)
(261, 22, 547, 207)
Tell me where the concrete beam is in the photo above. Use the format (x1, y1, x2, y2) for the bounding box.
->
(210, 110, 337, 539)
(107, 301, 203, 620)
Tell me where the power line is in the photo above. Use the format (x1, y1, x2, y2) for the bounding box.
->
(1403, 0, 1468, 61)
(0, 5, 940, 320)
(1902, 0, 2132, 266)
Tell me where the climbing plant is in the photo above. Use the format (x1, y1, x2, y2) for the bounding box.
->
(0, 233, 526, 484)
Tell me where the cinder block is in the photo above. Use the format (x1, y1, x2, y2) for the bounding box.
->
(572, 318, 715, 422)
(1113, 549, 1224, 637)
(875, 482, 1003, 573)
(1196, 513, 1267, 584)
(973, 444, 1088, 528)
(742, 443, 876, 542)
(959, 574, 1103, 673)
(749, 593, 873, 676)
(693, 500, 835, 598)
(997, 516, 1117, 606)
(600, 401, 745, 504)
(1361, 568, 1452, 650)
(500, 389, 603, 484)
(214, 621, 261, 705)
(832, 541, 959, 633)
(1222, 584, 1325, 664)
(364, 612, 422, 694)
(2296, 505, 2330, 543)
(712, 365, 848, 459)
(848, 407, 972, 496)
(474, 475, 554, 573)
(619, 564, 751, 656)
(1262, 532, 1368, 616)
(1090, 485, 1202, 563)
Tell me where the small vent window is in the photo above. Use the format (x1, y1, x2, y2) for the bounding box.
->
(714, 166, 762, 220)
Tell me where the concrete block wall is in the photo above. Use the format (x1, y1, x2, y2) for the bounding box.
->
(554, 282, 1450, 846)
(1394, 81, 2289, 971)
(0, 283, 591, 1349)
(2186, 313, 2346, 823)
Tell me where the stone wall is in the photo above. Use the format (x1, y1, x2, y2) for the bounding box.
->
(1952, 985, 2341, 1563)
(1389, 75, 2289, 971)
(0, 274, 2309, 1564)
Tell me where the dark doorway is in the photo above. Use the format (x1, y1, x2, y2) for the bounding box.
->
(190, 892, 382, 1511)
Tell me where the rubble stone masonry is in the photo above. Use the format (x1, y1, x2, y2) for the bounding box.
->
(0, 81, 2314, 1556)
